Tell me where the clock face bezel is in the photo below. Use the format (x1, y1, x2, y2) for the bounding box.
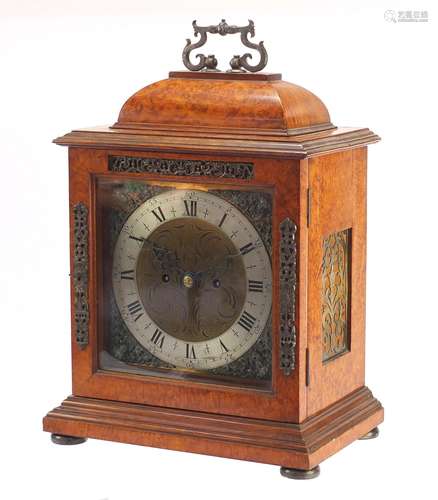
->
(112, 188, 273, 370)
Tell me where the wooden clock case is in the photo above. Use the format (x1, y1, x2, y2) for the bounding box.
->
(43, 70, 384, 477)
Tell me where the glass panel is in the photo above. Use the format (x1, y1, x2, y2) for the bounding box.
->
(96, 177, 273, 389)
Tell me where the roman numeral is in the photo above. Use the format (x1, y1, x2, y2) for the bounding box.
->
(218, 213, 227, 228)
(150, 328, 165, 349)
(238, 310, 257, 332)
(120, 270, 134, 280)
(129, 235, 144, 243)
(127, 300, 143, 322)
(184, 200, 197, 217)
(185, 344, 196, 359)
(248, 280, 263, 293)
(151, 206, 166, 222)
(240, 242, 256, 256)
(219, 339, 229, 353)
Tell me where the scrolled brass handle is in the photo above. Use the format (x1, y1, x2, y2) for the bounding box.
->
(182, 19, 268, 73)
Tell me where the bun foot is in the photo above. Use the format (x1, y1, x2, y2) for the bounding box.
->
(280, 465, 320, 480)
(51, 433, 87, 445)
(359, 427, 379, 440)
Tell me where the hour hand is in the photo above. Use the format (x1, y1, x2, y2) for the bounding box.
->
(142, 240, 183, 273)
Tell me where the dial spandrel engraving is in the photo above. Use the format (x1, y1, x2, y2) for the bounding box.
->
(111, 188, 273, 372)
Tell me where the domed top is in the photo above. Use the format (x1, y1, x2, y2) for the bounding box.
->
(113, 72, 334, 137)
(55, 70, 380, 157)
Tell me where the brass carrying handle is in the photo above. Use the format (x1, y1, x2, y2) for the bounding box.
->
(182, 19, 268, 73)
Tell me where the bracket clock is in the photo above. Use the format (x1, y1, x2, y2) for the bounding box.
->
(43, 20, 384, 479)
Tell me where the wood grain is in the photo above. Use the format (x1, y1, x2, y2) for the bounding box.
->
(43, 386, 383, 470)
(307, 149, 368, 416)
(45, 70, 383, 470)
(54, 127, 379, 159)
(65, 147, 302, 422)
(114, 73, 332, 133)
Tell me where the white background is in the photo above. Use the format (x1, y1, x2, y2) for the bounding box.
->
(1, 1, 437, 499)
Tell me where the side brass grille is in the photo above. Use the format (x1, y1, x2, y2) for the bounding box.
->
(322, 229, 351, 362)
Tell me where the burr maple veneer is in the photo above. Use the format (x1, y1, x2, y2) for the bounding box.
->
(43, 32, 383, 478)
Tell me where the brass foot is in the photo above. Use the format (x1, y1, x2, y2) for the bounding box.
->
(51, 433, 87, 445)
(359, 427, 379, 440)
(280, 465, 320, 480)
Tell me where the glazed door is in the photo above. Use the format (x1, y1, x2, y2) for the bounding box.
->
(68, 147, 303, 422)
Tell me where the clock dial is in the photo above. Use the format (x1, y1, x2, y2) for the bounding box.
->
(112, 189, 272, 370)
